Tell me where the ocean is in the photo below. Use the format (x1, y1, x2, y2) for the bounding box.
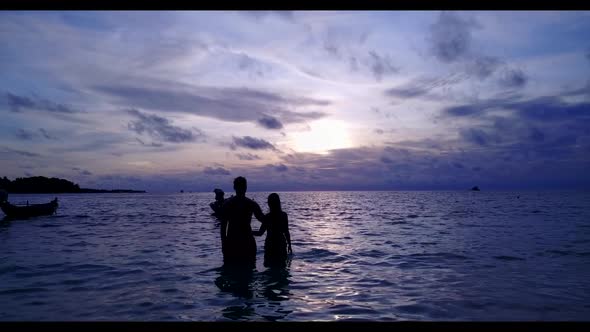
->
(0, 191, 589, 321)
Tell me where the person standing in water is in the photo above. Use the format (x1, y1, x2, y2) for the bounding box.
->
(209, 188, 226, 217)
(253, 193, 293, 267)
(219, 176, 265, 266)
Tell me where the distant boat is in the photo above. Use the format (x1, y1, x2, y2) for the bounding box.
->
(471, 186, 480, 191)
(1, 198, 58, 219)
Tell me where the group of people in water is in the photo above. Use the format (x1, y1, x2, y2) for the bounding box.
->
(210, 176, 292, 268)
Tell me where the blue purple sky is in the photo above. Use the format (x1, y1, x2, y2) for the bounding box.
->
(1, 11, 590, 192)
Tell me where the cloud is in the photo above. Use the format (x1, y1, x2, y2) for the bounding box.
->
(437, 93, 590, 168)
(257, 116, 284, 130)
(466, 56, 502, 80)
(93, 81, 329, 127)
(273, 163, 288, 172)
(0, 146, 41, 157)
(72, 167, 93, 176)
(15, 128, 34, 140)
(459, 128, 498, 146)
(240, 11, 296, 22)
(380, 156, 394, 164)
(443, 95, 590, 122)
(135, 138, 164, 148)
(4, 92, 80, 113)
(498, 68, 528, 88)
(529, 127, 546, 143)
(38, 128, 55, 140)
(429, 11, 478, 63)
(385, 74, 466, 99)
(236, 53, 274, 78)
(367, 51, 399, 81)
(231, 136, 276, 150)
(236, 153, 261, 160)
(203, 167, 231, 176)
(127, 109, 205, 143)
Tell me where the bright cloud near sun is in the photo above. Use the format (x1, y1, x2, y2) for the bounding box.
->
(291, 119, 353, 154)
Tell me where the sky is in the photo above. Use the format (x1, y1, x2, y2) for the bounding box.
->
(1, 11, 590, 192)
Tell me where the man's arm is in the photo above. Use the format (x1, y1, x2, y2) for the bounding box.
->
(219, 200, 229, 254)
(284, 213, 292, 254)
(252, 200, 265, 223)
(220, 217, 228, 254)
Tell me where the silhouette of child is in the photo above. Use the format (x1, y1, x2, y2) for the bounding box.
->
(210, 188, 225, 216)
(253, 193, 292, 267)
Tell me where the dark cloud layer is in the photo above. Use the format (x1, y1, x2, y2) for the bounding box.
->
(231, 136, 276, 150)
(236, 153, 262, 160)
(15, 129, 34, 140)
(0, 146, 41, 157)
(368, 51, 399, 81)
(4, 92, 80, 113)
(127, 109, 205, 144)
(385, 74, 465, 99)
(429, 11, 477, 63)
(38, 128, 55, 140)
(94, 82, 329, 128)
(257, 116, 283, 130)
(466, 56, 502, 80)
(498, 68, 528, 88)
(203, 167, 231, 176)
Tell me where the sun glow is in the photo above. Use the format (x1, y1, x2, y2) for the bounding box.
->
(291, 119, 353, 154)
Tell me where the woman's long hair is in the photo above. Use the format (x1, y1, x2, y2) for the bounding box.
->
(267, 193, 282, 214)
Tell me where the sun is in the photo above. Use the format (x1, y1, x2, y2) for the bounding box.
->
(291, 119, 353, 154)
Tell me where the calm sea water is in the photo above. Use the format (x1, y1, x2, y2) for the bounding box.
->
(0, 191, 589, 321)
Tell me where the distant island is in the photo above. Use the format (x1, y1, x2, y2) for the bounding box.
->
(0, 176, 146, 194)
(471, 186, 481, 191)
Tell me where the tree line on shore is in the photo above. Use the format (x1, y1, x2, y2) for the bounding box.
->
(0, 176, 145, 194)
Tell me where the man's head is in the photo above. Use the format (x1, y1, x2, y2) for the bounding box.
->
(233, 176, 247, 196)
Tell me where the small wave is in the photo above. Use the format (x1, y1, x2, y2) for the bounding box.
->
(356, 249, 387, 258)
(61, 279, 88, 286)
(104, 268, 145, 277)
(70, 263, 113, 272)
(161, 288, 179, 293)
(24, 301, 47, 306)
(407, 252, 469, 260)
(40, 223, 62, 228)
(493, 255, 525, 261)
(300, 248, 338, 259)
(67, 241, 90, 247)
(545, 250, 574, 256)
(387, 221, 407, 225)
(407, 214, 420, 219)
(419, 242, 438, 246)
(328, 305, 379, 315)
(0, 287, 49, 295)
(0, 265, 25, 275)
(395, 304, 429, 314)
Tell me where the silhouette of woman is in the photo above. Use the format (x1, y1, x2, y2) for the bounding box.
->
(253, 193, 292, 267)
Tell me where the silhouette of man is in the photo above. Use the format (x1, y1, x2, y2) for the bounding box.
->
(219, 176, 265, 265)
